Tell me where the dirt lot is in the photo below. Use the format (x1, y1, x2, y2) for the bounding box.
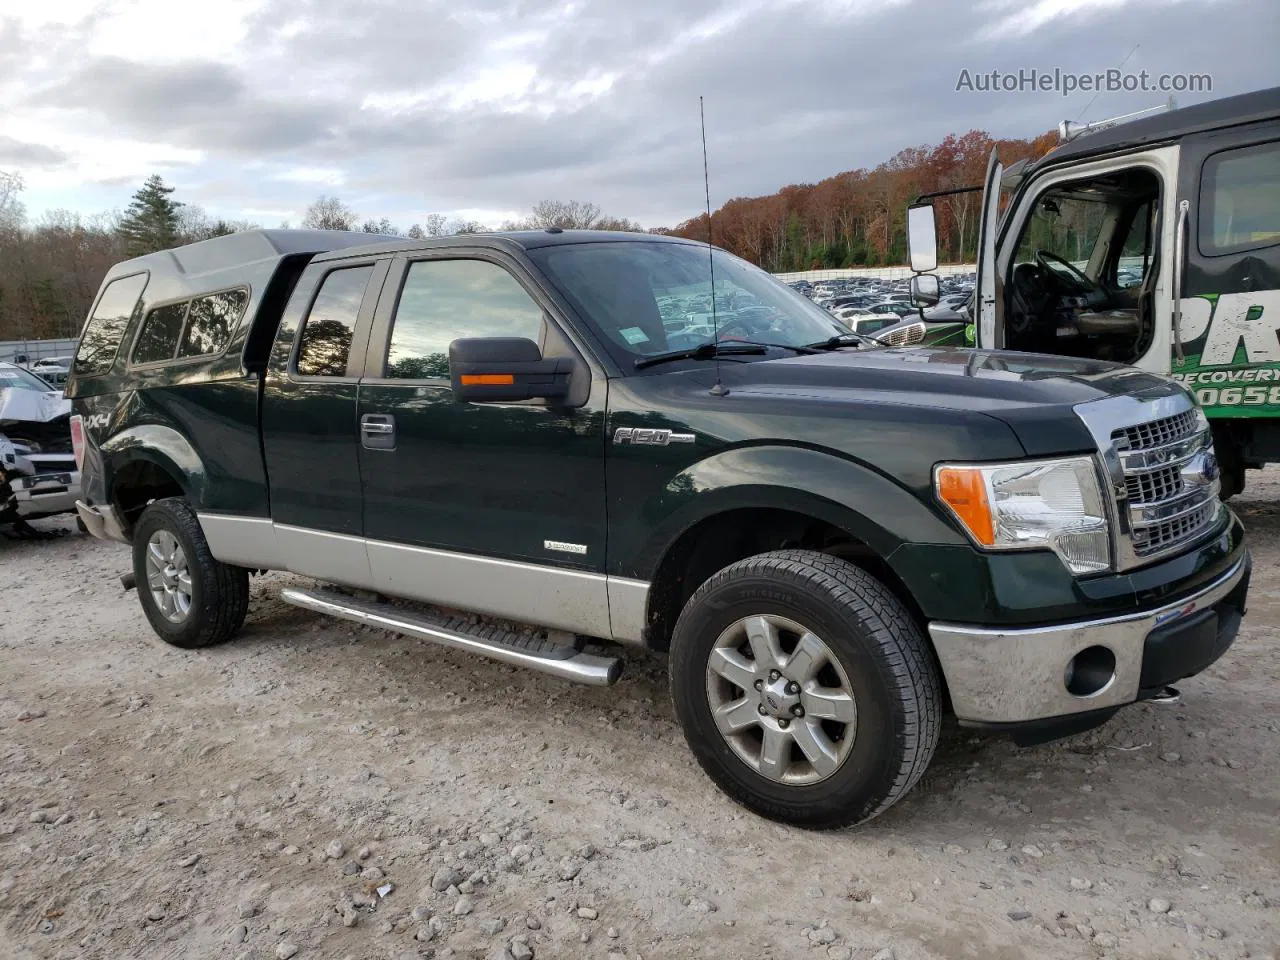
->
(1, 478, 1277, 960)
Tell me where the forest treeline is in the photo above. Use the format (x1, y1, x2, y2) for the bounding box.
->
(0, 127, 1057, 341)
(667, 128, 1059, 271)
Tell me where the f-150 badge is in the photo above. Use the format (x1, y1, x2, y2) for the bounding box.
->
(613, 427, 696, 446)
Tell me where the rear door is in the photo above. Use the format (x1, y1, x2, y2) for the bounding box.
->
(261, 256, 390, 585)
(974, 148, 1003, 349)
(354, 249, 610, 632)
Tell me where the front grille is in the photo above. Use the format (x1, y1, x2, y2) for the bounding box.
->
(876, 322, 925, 347)
(1134, 501, 1217, 554)
(1077, 397, 1223, 570)
(1125, 465, 1182, 504)
(1112, 409, 1199, 452)
(1111, 407, 1218, 562)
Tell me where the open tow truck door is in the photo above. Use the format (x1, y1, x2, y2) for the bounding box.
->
(974, 148, 1003, 349)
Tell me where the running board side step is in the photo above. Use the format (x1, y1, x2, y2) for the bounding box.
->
(279, 587, 623, 686)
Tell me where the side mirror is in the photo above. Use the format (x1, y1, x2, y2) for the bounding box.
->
(448, 337, 572, 403)
(907, 203, 939, 274)
(909, 273, 940, 308)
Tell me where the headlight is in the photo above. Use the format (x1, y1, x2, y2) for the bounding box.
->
(935, 455, 1111, 575)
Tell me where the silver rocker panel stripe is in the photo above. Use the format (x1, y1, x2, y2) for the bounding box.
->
(197, 513, 649, 644)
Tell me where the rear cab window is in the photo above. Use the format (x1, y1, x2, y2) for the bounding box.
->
(74, 273, 149, 376)
(295, 266, 374, 377)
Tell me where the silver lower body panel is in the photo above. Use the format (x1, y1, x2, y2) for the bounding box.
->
(196, 513, 650, 645)
(928, 557, 1247, 725)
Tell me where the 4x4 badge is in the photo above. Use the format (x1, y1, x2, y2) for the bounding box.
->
(613, 427, 696, 446)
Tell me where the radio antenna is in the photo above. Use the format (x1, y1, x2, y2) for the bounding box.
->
(700, 96, 728, 397)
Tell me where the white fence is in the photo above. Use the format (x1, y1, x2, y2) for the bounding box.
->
(0, 338, 78, 364)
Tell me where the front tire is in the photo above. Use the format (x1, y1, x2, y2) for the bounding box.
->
(132, 497, 249, 649)
(669, 550, 941, 829)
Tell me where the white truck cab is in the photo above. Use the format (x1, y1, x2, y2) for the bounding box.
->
(907, 85, 1280, 498)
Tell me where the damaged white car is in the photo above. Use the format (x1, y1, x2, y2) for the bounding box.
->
(0, 362, 80, 535)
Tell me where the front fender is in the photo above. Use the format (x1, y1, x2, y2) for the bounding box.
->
(102, 424, 208, 506)
(616, 444, 966, 581)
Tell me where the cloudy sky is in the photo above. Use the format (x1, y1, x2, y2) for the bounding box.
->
(1, 0, 1274, 230)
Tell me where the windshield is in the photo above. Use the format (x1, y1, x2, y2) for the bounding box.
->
(527, 241, 853, 369)
(0, 364, 55, 392)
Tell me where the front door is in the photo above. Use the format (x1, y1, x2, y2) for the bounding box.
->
(355, 250, 610, 633)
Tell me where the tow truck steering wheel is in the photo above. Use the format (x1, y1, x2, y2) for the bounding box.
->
(1035, 250, 1099, 296)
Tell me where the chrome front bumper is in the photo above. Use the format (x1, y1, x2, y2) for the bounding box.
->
(928, 557, 1249, 725)
(75, 499, 129, 543)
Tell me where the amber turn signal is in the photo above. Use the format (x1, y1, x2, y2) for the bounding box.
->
(935, 466, 995, 546)
(459, 374, 515, 386)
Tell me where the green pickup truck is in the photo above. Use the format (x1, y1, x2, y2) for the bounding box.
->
(66, 228, 1250, 828)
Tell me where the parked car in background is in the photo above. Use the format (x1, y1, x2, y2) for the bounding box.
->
(0, 361, 80, 532)
(25, 356, 74, 389)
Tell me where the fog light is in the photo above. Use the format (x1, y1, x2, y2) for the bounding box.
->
(1065, 646, 1116, 697)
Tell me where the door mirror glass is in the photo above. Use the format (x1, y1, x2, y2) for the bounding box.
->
(907, 204, 939, 274)
(909, 273, 940, 308)
(448, 337, 572, 403)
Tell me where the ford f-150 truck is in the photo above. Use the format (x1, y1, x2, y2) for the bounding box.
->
(66, 227, 1250, 828)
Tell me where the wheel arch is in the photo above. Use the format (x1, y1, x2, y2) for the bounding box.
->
(643, 502, 931, 650)
(102, 424, 207, 536)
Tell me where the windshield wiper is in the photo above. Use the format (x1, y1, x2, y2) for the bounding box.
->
(635, 340, 822, 370)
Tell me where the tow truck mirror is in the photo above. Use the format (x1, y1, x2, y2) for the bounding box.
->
(448, 337, 572, 403)
(907, 203, 939, 274)
(909, 274, 940, 308)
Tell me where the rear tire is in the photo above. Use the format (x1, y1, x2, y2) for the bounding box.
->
(669, 549, 941, 829)
(132, 497, 249, 648)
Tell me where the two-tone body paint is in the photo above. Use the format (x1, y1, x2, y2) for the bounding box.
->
(68, 229, 1247, 642)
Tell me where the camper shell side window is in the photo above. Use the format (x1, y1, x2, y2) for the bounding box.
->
(127, 287, 250, 369)
(73, 272, 150, 377)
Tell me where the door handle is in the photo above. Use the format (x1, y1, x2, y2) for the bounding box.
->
(360, 413, 396, 450)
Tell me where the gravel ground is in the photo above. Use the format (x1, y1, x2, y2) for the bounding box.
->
(1, 476, 1278, 960)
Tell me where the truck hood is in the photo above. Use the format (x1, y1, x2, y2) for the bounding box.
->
(723, 346, 1187, 456)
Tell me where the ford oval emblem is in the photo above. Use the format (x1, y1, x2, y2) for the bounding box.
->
(1202, 453, 1219, 483)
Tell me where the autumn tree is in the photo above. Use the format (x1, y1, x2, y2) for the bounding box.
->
(118, 174, 182, 257)
(669, 127, 1057, 269)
